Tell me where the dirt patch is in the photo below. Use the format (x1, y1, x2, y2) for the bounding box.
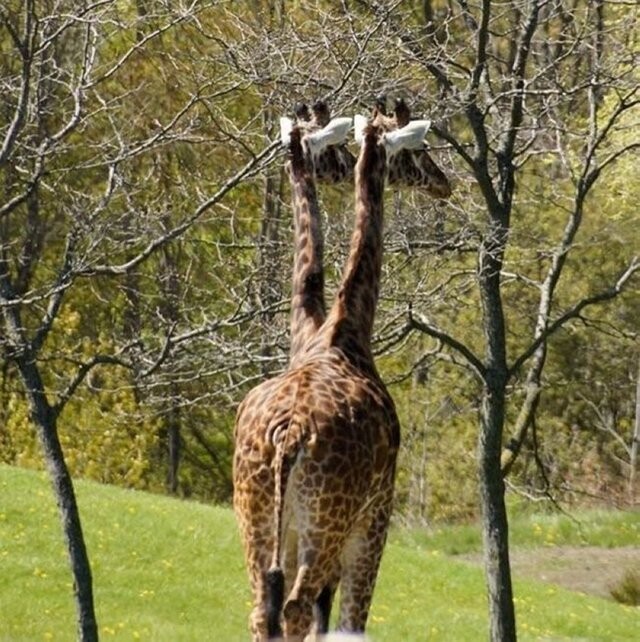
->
(457, 546, 640, 600)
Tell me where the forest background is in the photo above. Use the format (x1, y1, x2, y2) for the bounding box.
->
(1, 0, 638, 559)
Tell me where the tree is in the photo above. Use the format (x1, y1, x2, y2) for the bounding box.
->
(0, 3, 278, 636)
(374, 1, 639, 638)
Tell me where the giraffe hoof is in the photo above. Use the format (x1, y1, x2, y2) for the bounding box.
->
(283, 598, 302, 620)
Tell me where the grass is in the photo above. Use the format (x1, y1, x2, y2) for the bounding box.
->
(1, 463, 638, 641)
(400, 504, 640, 555)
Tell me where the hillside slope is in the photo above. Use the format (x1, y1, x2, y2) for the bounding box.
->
(1, 465, 637, 641)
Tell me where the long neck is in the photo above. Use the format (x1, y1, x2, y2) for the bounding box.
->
(327, 130, 386, 358)
(288, 129, 326, 364)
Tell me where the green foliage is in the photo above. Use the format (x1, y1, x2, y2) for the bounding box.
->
(3, 465, 640, 641)
(1, 0, 638, 524)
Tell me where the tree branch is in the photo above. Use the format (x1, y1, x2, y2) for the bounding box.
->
(509, 258, 640, 378)
(409, 308, 486, 379)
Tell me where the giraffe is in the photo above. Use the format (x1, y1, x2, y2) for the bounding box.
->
(234, 117, 402, 641)
(371, 96, 452, 199)
(233, 102, 355, 640)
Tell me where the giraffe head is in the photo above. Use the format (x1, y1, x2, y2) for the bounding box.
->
(282, 100, 356, 184)
(361, 96, 452, 199)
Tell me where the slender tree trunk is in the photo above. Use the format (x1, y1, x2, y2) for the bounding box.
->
(478, 224, 516, 641)
(15, 354, 98, 642)
(479, 377, 516, 641)
(166, 384, 181, 495)
(630, 357, 640, 500)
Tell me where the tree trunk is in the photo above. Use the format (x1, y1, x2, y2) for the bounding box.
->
(630, 356, 640, 501)
(16, 354, 98, 642)
(166, 387, 181, 495)
(478, 223, 516, 641)
(479, 377, 516, 641)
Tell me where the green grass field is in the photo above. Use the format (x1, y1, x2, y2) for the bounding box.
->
(1, 464, 638, 641)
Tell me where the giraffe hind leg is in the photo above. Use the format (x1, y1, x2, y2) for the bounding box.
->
(283, 564, 314, 641)
(315, 583, 336, 633)
(337, 504, 392, 633)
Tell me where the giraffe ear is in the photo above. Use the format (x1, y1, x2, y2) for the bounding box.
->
(304, 117, 353, 153)
(280, 117, 294, 146)
(353, 114, 369, 145)
(381, 119, 432, 156)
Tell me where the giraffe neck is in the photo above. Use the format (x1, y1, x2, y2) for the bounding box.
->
(326, 128, 386, 360)
(287, 129, 326, 363)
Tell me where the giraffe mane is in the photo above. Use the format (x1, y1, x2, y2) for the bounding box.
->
(287, 127, 307, 177)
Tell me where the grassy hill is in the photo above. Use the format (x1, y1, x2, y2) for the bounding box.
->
(1, 464, 638, 641)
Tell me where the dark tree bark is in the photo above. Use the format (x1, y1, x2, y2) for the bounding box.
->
(478, 237, 515, 641)
(0, 269, 97, 641)
(16, 355, 98, 642)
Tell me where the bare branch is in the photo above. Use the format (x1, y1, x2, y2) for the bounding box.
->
(509, 258, 640, 378)
(79, 139, 282, 276)
(409, 308, 486, 379)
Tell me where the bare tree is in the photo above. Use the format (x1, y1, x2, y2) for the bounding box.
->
(0, 3, 279, 636)
(377, 1, 640, 638)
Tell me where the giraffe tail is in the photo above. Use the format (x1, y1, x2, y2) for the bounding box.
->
(266, 419, 297, 638)
(266, 566, 285, 638)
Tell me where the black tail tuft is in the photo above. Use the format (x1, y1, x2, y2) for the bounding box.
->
(266, 567, 285, 639)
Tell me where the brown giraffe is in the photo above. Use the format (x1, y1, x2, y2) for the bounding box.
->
(369, 96, 452, 199)
(233, 102, 355, 640)
(234, 117, 403, 641)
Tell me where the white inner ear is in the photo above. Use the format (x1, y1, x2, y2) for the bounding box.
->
(353, 114, 369, 145)
(382, 119, 432, 157)
(280, 117, 294, 146)
(304, 117, 353, 154)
